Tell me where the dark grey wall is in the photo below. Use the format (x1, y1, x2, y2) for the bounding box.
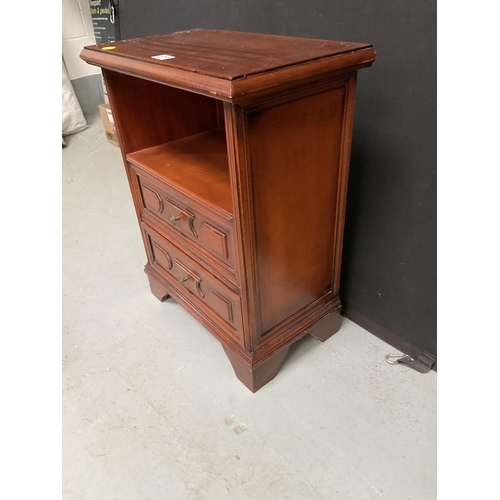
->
(71, 74, 105, 115)
(117, 0, 437, 358)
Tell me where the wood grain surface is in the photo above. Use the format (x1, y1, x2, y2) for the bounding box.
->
(127, 129, 233, 214)
(85, 29, 371, 80)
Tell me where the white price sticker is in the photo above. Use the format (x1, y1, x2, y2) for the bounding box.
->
(151, 54, 175, 60)
(106, 108, 114, 124)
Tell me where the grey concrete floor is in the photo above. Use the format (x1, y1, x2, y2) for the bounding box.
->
(62, 112, 437, 500)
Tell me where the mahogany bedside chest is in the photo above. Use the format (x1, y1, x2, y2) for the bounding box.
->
(80, 29, 376, 392)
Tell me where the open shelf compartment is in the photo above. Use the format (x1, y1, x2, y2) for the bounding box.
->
(126, 129, 232, 215)
(104, 70, 232, 215)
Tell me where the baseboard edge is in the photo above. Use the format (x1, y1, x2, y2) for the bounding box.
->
(343, 307, 437, 372)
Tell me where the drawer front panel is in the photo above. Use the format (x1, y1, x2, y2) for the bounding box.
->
(136, 174, 236, 272)
(142, 223, 243, 345)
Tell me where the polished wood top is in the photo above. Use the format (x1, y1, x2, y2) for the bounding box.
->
(81, 29, 375, 100)
(83, 29, 372, 81)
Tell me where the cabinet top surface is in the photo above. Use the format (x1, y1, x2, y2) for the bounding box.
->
(83, 29, 373, 81)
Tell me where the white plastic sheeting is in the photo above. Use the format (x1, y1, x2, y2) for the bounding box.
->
(62, 59, 87, 136)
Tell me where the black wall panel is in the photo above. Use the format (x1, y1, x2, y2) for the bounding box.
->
(117, 0, 437, 358)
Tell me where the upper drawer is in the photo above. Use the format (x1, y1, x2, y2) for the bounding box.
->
(132, 168, 236, 275)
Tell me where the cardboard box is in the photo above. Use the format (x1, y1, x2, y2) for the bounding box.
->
(99, 103, 119, 147)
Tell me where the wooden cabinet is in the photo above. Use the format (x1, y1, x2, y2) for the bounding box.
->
(80, 29, 376, 392)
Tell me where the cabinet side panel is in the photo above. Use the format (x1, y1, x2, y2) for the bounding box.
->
(247, 88, 345, 334)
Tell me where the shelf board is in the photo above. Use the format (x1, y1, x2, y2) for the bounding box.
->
(127, 129, 233, 215)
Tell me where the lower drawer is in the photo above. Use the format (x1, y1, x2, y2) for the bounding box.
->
(142, 223, 244, 346)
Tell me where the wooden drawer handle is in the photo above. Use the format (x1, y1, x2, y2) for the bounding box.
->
(169, 214, 181, 226)
(174, 259, 204, 298)
(166, 200, 197, 237)
(177, 275, 190, 286)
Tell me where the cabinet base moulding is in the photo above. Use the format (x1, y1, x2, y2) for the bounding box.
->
(306, 308, 343, 342)
(223, 344, 290, 393)
(147, 273, 170, 302)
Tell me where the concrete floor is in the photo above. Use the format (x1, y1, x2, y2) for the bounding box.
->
(62, 112, 437, 500)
